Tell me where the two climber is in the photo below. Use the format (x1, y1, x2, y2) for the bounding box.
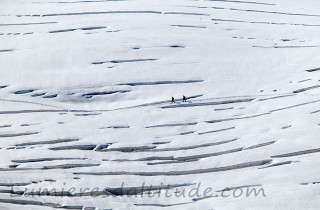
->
(171, 95, 187, 103)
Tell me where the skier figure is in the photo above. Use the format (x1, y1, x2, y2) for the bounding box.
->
(171, 97, 175, 103)
(182, 95, 187, 102)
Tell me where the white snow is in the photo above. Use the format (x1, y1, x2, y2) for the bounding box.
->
(1, 0, 320, 209)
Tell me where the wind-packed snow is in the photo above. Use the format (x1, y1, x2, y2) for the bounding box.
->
(1, 0, 320, 209)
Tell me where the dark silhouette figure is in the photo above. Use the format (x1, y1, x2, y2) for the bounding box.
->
(182, 95, 187, 102)
(171, 97, 175, 103)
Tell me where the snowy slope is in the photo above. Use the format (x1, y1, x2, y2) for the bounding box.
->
(1, 0, 320, 209)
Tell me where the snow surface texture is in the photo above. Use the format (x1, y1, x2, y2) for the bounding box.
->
(1, 0, 320, 209)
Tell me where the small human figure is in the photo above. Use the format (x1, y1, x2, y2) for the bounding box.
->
(182, 95, 187, 102)
(171, 97, 175, 103)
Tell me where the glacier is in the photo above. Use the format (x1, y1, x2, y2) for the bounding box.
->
(1, 0, 320, 209)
